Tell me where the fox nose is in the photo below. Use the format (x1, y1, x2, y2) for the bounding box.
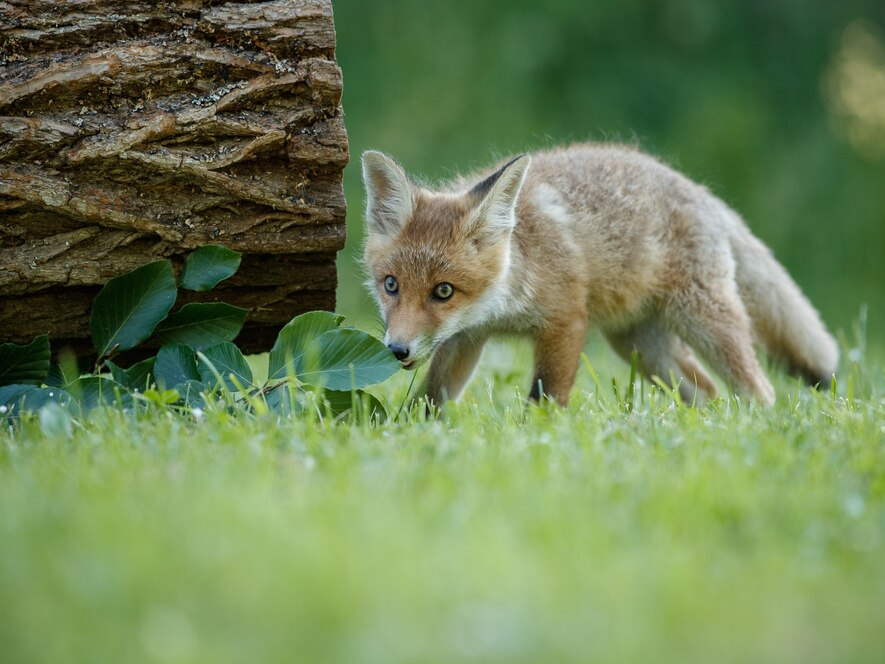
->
(388, 343, 410, 362)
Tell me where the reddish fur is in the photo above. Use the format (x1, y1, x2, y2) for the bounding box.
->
(362, 144, 839, 408)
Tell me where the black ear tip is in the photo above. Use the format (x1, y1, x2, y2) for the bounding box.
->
(470, 153, 531, 196)
(502, 154, 532, 177)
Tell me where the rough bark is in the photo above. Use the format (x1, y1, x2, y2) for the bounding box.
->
(0, 0, 347, 356)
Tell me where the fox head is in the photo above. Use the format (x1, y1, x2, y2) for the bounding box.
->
(361, 151, 531, 368)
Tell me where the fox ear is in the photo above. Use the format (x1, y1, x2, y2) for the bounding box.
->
(362, 151, 414, 237)
(466, 154, 531, 244)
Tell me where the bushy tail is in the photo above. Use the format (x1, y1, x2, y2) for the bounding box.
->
(732, 231, 839, 386)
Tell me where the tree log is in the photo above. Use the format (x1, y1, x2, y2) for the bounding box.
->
(0, 0, 347, 357)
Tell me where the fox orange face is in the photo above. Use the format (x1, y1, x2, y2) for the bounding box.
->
(361, 151, 530, 367)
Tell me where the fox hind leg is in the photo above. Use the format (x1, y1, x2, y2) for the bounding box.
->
(605, 318, 718, 405)
(666, 281, 775, 405)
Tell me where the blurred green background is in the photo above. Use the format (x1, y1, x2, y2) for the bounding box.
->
(333, 0, 885, 352)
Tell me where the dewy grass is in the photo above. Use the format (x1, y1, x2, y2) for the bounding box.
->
(2, 339, 884, 664)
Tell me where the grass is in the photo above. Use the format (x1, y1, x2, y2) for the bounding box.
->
(2, 338, 884, 664)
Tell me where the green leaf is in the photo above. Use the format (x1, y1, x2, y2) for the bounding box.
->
(268, 311, 344, 381)
(0, 384, 74, 417)
(315, 388, 387, 421)
(0, 385, 37, 414)
(296, 328, 400, 390)
(39, 402, 74, 439)
(65, 376, 132, 412)
(139, 388, 181, 407)
(198, 342, 253, 391)
(174, 380, 211, 409)
(262, 382, 302, 416)
(154, 303, 248, 350)
(262, 383, 385, 422)
(107, 357, 156, 392)
(45, 351, 82, 388)
(181, 245, 242, 291)
(90, 261, 177, 358)
(0, 335, 50, 387)
(154, 345, 199, 390)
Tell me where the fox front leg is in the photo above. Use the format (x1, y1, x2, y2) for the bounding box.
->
(420, 332, 487, 407)
(529, 317, 589, 407)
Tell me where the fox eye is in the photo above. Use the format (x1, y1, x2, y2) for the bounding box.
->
(432, 282, 454, 301)
(383, 275, 398, 295)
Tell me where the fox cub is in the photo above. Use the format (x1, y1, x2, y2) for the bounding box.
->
(361, 143, 838, 407)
